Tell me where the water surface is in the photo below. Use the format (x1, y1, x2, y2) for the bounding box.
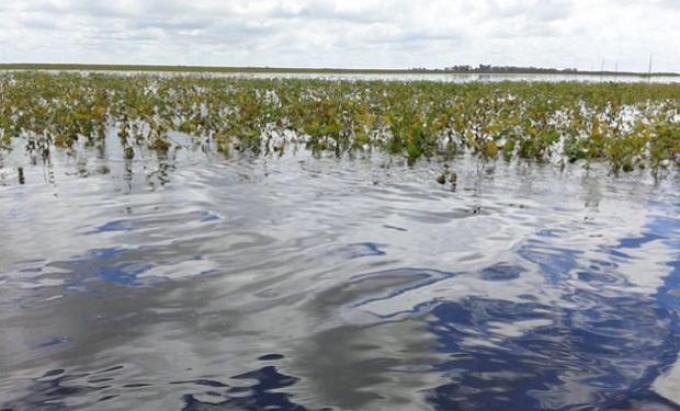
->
(6, 69, 680, 83)
(1, 144, 680, 410)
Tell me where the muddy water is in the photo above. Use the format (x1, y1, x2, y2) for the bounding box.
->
(1, 142, 679, 410)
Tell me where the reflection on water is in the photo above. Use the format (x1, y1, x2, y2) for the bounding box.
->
(1, 141, 679, 410)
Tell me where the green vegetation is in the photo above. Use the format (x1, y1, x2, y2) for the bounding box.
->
(0, 72, 678, 173)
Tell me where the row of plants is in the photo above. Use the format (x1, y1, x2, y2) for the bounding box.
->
(0, 72, 678, 173)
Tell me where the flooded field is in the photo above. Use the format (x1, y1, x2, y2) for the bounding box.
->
(4, 68, 680, 84)
(227, 72, 680, 84)
(1, 73, 680, 410)
(2, 142, 680, 410)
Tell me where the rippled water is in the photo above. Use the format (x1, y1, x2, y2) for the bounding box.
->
(1, 141, 680, 410)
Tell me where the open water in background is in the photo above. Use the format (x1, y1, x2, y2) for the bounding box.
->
(7, 69, 680, 84)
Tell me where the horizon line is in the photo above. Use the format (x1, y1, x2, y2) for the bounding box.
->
(0, 63, 678, 77)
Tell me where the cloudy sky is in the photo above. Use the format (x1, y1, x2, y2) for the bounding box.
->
(0, 0, 678, 72)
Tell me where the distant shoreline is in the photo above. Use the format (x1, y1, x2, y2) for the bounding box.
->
(1, 63, 678, 77)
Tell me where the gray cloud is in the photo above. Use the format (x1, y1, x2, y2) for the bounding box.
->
(0, 0, 678, 72)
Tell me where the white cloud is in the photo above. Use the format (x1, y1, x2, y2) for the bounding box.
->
(0, 0, 677, 72)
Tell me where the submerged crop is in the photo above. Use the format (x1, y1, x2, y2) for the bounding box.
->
(0, 72, 678, 173)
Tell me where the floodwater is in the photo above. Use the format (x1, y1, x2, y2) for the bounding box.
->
(8, 69, 680, 83)
(1, 139, 680, 410)
(214, 72, 680, 84)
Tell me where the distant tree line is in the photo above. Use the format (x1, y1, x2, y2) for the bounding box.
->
(450, 65, 579, 73)
(407, 64, 676, 76)
(408, 64, 578, 74)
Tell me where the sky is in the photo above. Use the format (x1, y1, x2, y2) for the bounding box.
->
(0, 0, 678, 72)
